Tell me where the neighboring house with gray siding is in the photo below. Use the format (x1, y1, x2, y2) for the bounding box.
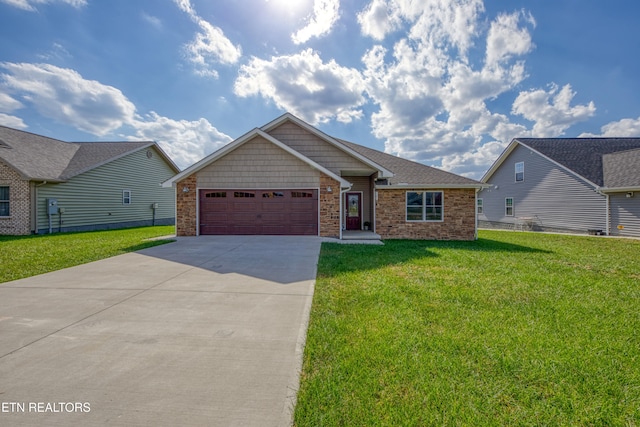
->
(479, 138, 640, 238)
(0, 125, 179, 235)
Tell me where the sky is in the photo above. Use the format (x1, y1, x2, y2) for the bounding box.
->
(0, 0, 639, 179)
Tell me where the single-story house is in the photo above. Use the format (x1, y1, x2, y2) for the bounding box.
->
(479, 137, 640, 238)
(163, 113, 485, 240)
(0, 125, 179, 235)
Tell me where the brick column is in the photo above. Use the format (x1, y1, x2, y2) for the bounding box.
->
(176, 175, 197, 236)
(319, 174, 340, 238)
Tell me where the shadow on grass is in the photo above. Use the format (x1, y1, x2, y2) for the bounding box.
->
(122, 238, 176, 253)
(319, 237, 552, 276)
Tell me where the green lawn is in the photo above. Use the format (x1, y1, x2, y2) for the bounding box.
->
(294, 230, 640, 426)
(0, 226, 175, 283)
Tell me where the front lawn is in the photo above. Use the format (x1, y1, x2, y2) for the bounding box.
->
(0, 226, 175, 283)
(294, 230, 640, 426)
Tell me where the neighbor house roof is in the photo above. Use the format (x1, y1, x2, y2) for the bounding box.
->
(482, 137, 640, 188)
(0, 125, 179, 182)
(602, 148, 640, 191)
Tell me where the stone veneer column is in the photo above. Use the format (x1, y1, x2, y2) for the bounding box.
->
(176, 175, 197, 236)
(319, 174, 341, 238)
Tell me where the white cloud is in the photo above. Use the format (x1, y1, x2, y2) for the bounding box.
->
(0, 62, 231, 169)
(0, 62, 136, 136)
(173, 0, 242, 77)
(0, 0, 85, 11)
(512, 84, 596, 137)
(357, 0, 401, 40)
(234, 48, 366, 125)
(292, 0, 341, 44)
(485, 11, 536, 66)
(0, 92, 23, 113)
(0, 113, 27, 129)
(580, 117, 640, 137)
(142, 12, 163, 30)
(130, 112, 232, 169)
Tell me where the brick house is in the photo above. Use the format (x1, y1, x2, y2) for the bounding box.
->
(0, 125, 178, 235)
(164, 113, 485, 240)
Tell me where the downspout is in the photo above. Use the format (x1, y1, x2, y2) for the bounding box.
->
(596, 188, 610, 236)
(605, 193, 610, 236)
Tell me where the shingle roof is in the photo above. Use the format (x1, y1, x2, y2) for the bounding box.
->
(515, 138, 640, 187)
(338, 138, 482, 187)
(61, 141, 154, 179)
(602, 148, 640, 188)
(0, 125, 79, 181)
(0, 125, 177, 181)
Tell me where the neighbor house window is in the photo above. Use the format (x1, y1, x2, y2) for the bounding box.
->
(123, 190, 132, 205)
(515, 162, 524, 182)
(505, 197, 514, 216)
(0, 186, 9, 216)
(477, 198, 483, 214)
(406, 191, 443, 221)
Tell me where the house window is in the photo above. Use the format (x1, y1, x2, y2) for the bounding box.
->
(477, 198, 483, 214)
(123, 190, 132, 205)
(234, 191, 255, 198)
(0, 186, 9, 216)
(292, 191, 313, 198)
(262, 192, 284, 198)
(406, 191, 443, 222)
(515, 162, 524, 182)
(505, 197, 514, 216)
(205, 192, 226, 198)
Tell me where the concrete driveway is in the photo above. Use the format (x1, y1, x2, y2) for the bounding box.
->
(0, 236, 322, 426)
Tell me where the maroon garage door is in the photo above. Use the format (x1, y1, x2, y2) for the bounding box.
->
(199, 189, 318, 235)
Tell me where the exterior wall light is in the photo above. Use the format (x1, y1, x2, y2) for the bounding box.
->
(183, 186, 190, 193)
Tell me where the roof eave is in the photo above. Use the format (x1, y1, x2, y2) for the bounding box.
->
(597, 186, 640, 193)
(376, 183, 489, 190)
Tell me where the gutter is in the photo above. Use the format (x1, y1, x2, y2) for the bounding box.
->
(376, 183, 490, 190)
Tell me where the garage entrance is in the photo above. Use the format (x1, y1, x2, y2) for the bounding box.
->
(199, 189, 318, 235)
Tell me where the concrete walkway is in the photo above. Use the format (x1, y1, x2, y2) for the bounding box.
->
(0, 236, 322, 426)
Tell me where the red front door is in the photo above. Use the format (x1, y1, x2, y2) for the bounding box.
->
(345, 192, 361, 230)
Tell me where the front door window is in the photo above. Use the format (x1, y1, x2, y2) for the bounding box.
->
(346, 193, 361, 230)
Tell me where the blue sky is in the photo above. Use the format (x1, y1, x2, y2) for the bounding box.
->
(1, 0, 639, 179)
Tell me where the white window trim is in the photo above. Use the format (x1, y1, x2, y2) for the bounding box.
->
(406, 190, 444, 222)
(0, 185, 10, 217)
(515, 162, 524, 182)
(123, 190, 132, 205)
(477, 198, 483, 214)
(505, 197, 514, 217)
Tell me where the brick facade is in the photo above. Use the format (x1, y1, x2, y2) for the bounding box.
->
(176, 175, 197, 236)
(0, 160, 31, 235)
(319, 174, 340, 238)
(376, 188, 477, 240)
